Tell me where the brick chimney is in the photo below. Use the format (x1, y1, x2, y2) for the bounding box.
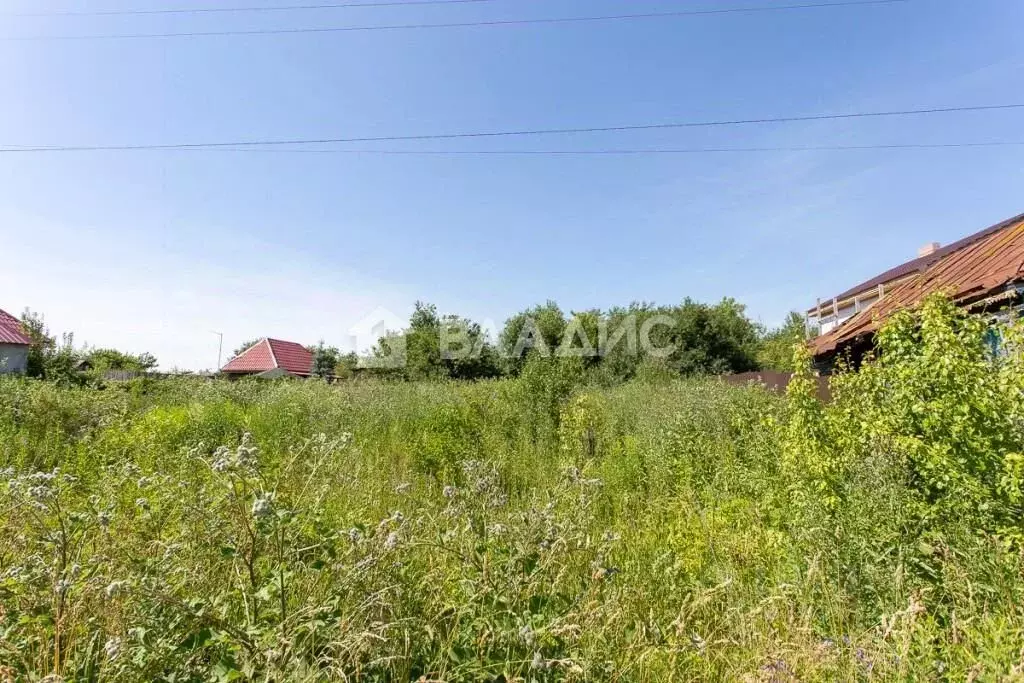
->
(917, 241, 941, 258)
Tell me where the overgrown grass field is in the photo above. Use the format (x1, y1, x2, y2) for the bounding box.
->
(2, 297, 1024, 681)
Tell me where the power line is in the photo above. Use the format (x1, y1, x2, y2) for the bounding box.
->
(7, 0, 494, 18)
(170, 141, 1024, 154)
(0, 102, 1019, 153)
(4, 0, 910, 41)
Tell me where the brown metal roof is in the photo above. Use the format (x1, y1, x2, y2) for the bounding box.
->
(812, 213, 1024, 357)
(809, 211, 1024, 311)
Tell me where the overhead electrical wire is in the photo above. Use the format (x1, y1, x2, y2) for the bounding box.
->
(6, 0, 495, 18)
(3, 0, 910, 41)
(167, 141, 1024, 154)
(0, 102, 1019, 153)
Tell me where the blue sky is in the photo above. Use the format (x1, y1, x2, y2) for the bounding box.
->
(0, 0, 1021, 370)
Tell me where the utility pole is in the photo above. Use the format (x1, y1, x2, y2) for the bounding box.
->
(212, 331, 223, 371)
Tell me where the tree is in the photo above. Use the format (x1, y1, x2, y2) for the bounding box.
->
(308, 341, 342, 379)
(371, 302, 501, 381)
(85, 348, 158, 372)
(498, 301, 568, 376)
(333, 352, 362, 380)
(757, 312, 810, 372)
(20, 309, 55, 378)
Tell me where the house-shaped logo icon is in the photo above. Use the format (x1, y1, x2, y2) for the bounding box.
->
(348, 306, 407, 369)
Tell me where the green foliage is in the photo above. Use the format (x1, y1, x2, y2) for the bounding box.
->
(19, 308, 54, 378)
(832, 295, 1024, 543)
(19, 309, 157, 385)
(373, 301, 502, 381)
(499, 300, 568, 375)
(84, 347, 159, 373)
(332, 351, 361, 380)
(757, 311, 809, 372)
(499, 298, 762, 382)
(3, 295, 1024, 680)
(308, 340, 342, 378)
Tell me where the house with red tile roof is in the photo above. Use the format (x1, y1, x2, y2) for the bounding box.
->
(808, 212, 1024, 369)
(0, 308, 32, 375)
(220, 338, 314, 378)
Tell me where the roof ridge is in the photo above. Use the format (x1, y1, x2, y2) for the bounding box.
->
(811, 211, 1024, 310)
(264, 338, 279, 369)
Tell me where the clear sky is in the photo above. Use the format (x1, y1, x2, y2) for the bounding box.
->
(0, 0, 1021, 370)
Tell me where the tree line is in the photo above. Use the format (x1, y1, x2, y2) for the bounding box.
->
(14, 299, 809, 385)
(300, 298, 809, 383)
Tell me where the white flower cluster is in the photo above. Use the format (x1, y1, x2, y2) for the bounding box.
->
(251, 492, 275, 520)
(211, 433, 260, 474)
(461, 460, 507, 509)
(104, 636, 122, 661)
(7, 469, 61, 508)
(105, 580, 127, 599)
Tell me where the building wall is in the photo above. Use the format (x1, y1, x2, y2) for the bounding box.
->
(0, 344, 28, 374)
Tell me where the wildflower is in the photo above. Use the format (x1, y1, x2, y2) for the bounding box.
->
(519, 624, 535, 647)
(251, 494, 274, 520)
(136, 476, 152, 489)
(395, 482, 412, 495)
(855, 648, 874, 672)
(383, 531, 400, 550)
(54, 579, 71, 595)
(690, 633, 707, 655)
(531, 651, 545, 670)
(105, 581, 126, 599)
(354, 556, 376, 572)
(442, 485, 457, 499)
(378, 511, 404, 529)
(488, 523, 506, 536)
(28, 485, 54, 502)
(98, 510, 112, 528)
(68, 563, 81, 579)
(135, 498, 149, 511)
(347, 527, 363, 543)
(104, 637, 122, 661)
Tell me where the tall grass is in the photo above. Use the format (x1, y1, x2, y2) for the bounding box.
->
(1, 296, 1023, 681)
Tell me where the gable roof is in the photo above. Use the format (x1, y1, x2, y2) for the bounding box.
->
(0, 308, 31, 346)
(221, 338, 313, 376)
(810, 212, 1024, 311)
(812, 213, 1024, 357)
